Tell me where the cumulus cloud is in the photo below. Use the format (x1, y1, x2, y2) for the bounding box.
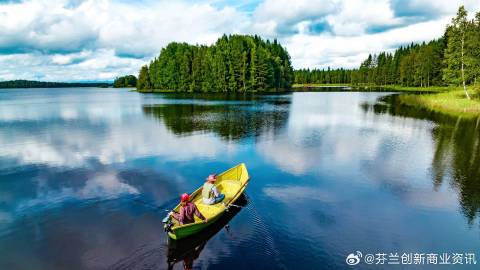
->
(0, 0, 247, 81)
(0, 49, 145, 81)
(251, 0, 337, 36)
(286, 17, 452, 69)
(1, 0, 480, 80)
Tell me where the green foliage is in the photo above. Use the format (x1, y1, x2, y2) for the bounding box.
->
(113, 75, 137, 88)
(293, 67, 351, 85)
(137, 66, 151, 90)
(351, 39, 446, 87)
(443, 6, 469, 85)
(470, 11, 480, 88)
(138, 35, 294, 92)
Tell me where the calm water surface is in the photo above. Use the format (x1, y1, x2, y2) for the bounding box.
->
(0, 88, 479, 269)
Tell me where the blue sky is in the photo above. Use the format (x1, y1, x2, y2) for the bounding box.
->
(0, 0, 479, 82)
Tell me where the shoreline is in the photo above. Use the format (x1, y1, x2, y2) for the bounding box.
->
(136, 85, 480, 117)
(292, 84, 451, 93)
(294, 84, 480, 117)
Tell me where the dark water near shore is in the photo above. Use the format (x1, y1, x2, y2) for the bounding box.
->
(0, 88, 479, 269)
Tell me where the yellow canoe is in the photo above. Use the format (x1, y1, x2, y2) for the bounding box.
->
(165, 163, 250, 240)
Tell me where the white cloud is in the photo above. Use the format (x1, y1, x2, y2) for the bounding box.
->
(285, 17, 451, 69)
(1, 0, 480, 79)
(51, 51, 91, 65)
(0, 50, 146, 81)
(326, 0, 397, 36)
(251, 0, 336, 36)
(0, 0, 247, 81)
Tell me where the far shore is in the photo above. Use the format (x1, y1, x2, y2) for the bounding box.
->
(292, 83, 451, 93)
(137, 84, 480, 118)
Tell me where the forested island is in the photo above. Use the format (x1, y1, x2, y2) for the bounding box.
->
(113, 75, 137, 88)
(137, 34, 294, 92)
(0, 80, 110, 88)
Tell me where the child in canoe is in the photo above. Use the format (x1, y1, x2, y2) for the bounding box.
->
(202, 174, 225, 205)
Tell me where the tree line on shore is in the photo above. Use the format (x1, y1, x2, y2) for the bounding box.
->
(137, 34, 294, 92)
(294, 39, 445, 87)
(294, 6, 480, 98)
(0, 80, 110, 88)
(293, 68, 351, 85)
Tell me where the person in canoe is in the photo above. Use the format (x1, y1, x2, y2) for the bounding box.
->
(202, 174, 225, 205)
(170, 193, 207, 225)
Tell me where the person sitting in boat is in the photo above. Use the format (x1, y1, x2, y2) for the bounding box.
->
(202, 174, 225, 205)
(170, 193, 207, 225)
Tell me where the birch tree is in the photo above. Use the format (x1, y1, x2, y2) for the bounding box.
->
(443, 6, 471, 99)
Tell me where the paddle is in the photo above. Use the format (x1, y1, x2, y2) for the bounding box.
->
(222, 202, 244, 211)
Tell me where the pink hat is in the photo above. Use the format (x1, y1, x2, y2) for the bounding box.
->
(206, 174, 217, 182)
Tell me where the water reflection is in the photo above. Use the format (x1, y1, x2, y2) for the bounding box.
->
(142, 97, 290, 141)
(2, 88, 480, 269)
(0, 166, 182, 231)
(363, 95, 480, 223)
(0, 109, 232, 168)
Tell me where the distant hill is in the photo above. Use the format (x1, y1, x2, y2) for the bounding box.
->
(0, 80, 111, 88)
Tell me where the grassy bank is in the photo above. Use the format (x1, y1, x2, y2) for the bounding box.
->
(398, 88, 480, 118)
(366, 85, 451, 93)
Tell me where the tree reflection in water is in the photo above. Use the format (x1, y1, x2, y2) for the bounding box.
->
(362, 95, 480, 224)
(143, 94, 290, 141)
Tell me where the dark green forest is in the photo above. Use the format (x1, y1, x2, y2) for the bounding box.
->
(351, 39, 446, 87)
(137, 34, 294, 92)
(0, 80, 110, 88)
(293, 39, 445, 87)
(293, 68, 351, 85)
(294, 6, 480, 91)
(113, 75, 137, 88)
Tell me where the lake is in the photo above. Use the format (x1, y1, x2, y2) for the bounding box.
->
(0, 88, 479, 269)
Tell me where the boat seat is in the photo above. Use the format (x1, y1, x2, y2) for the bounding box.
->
(217, 180, 241, 199)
